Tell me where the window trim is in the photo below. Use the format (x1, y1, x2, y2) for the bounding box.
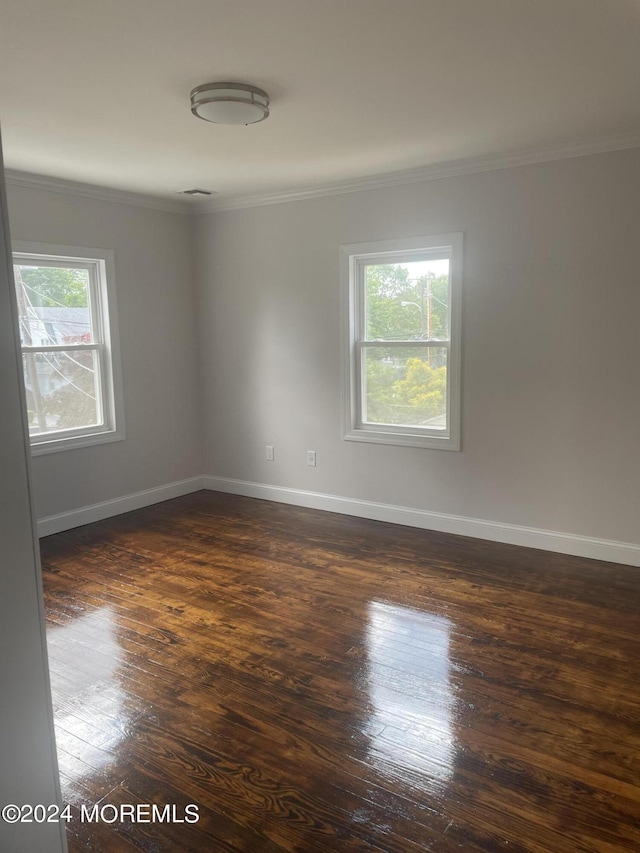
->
(13, 242, 125, 455)
(341, 233, 462, 450)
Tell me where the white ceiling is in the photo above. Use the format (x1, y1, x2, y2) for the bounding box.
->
(1, 0, 639, 208)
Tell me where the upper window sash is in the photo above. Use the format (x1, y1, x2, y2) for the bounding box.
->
(355, 247, 453, 343)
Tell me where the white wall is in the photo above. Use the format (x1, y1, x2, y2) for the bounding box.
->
(195, 148, 640, 547)
(0, 149, 65, 852)
(6, 184, 203, 520)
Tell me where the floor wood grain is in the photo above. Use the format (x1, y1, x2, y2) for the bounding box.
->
(40, 491, 640, 852)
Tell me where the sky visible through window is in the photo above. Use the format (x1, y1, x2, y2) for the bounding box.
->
(398, 259, 449, 278)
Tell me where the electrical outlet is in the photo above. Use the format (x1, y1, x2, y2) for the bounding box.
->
(266, 445, 275, 461)
(307, 450, 316, 467)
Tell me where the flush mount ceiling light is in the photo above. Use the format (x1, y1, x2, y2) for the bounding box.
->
(190, 82, 270, 125)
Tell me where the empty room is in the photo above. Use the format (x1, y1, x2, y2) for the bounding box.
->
(1, 1, 639, 852)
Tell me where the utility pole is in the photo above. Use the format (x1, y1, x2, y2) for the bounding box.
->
(420, 274, 433, 366)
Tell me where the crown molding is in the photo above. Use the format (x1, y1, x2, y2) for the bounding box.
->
(4, 134, 640, 217)
(193, 134, 640, 214)
(3, 169, 191, 215)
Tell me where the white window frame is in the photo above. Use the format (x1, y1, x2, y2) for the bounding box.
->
(13, 242, 125, 455)
(341, 233, 462, 450)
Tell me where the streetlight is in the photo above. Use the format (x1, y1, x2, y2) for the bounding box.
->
(400, 300, 425, 338)
(401, 290, 433, 366)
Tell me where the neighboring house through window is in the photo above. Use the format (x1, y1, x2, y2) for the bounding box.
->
(13, 243, 125, 454)
(341, 233, 462, 449)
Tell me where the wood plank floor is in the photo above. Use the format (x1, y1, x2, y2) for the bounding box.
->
(40, 491, 640, 853)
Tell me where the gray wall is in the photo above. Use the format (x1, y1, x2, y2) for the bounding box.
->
(0, 150, 65, 851)
(7, 148, 640, 546)
(195, 148, 640, 545)
(6, 185, 203, 520)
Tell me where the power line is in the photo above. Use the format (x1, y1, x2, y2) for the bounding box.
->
(19, 284, 96, 401)
(37, 351, 96, 401)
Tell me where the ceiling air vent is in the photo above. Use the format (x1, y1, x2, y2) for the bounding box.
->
(180, 188, 214, 196)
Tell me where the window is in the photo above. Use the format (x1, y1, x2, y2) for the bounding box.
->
(13, 243, 125, 454)
(342, 233, 462, 449)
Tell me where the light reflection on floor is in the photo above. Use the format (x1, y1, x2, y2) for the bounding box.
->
(46, 598, 457, 791)
(46, 606, 125, 780)
(365, 601, 455, 784)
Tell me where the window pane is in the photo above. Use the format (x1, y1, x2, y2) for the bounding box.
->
(364, 260, 450, 341)
(13, 264, 93, 346)
(22, 349, 101, 435)
(362, 346, 447, 428)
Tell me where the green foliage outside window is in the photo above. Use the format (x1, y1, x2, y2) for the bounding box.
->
(365, 356, 447, 426)
(363, 264, 449, 426)
(19, 266, 88, 308)
(365, 264, 449, 341)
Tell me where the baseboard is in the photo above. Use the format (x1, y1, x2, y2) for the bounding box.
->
(203, 475, 640, 567)
(37, 476, 206, 537)
(37, 472, 640, 567)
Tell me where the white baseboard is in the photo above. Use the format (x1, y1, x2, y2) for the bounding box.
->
(203, 475, 640, 567)
(37, 476, 206, 537)
(37, 472, 640, 567)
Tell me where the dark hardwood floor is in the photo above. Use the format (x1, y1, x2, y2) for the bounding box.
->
(40, 491, 640, 852)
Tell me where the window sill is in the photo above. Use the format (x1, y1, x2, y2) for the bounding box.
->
(344, 427, 460, 451)
(30, 427, 125, 456)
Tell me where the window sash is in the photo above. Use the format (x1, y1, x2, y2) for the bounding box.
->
(355, 250, 452, 344)
(21, 343, 108, 442)
(356, 341, 451, 436)
(14, 256, 103, 346)
(355, 253, 452, 436)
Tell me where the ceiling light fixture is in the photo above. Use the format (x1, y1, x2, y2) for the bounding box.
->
(190, 82, 270, 125)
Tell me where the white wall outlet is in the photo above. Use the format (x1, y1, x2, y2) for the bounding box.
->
(266, 445, 275, 461)
(307, 450, 316, 467)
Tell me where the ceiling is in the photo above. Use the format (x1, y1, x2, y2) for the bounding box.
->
(1, 0, 639, 209)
